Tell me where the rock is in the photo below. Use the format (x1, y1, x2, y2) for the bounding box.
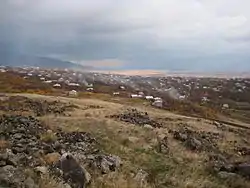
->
(135, 169, 149, 187)
(35, 166, 48, 175)
(218, 172, 239, 179)
(0, 165, 25, 187)
(0, 160, 6, 167)
(0, 153, 8, 161)
(0, 165, 17, 185)
(184, 137, 202, 151)
(144, 124, 154, 130)
(173, 131, 188, 142)
(213, 121, 220, 127)
(54, 141, 63, 151)
(4, 149, 18, 167)
(158, 136, 169, 154)
(234, 163, 250, 177)
(106, 155, 122, 170)
(13, 133, 24, 140)
(59, 153, 91, 187)
(88, 154, 122, 174)
(12, 146, 26, 154)
(236, 146, 250, 156)
(42, 143, 55, 154)
(24, 177, 37, 188)
(208, 153, 231, 172)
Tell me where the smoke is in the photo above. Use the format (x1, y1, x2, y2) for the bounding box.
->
(165, 87, 180, 100)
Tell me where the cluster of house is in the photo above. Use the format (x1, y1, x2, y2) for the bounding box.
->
(130, 92, 163, 107)
(2, 66, 250, 110)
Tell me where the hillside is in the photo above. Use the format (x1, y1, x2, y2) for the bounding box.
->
(0, 51, 92, 70)
(0, 93, 250, 188)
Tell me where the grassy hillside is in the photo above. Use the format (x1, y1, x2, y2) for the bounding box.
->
(1, 94, 249, 188)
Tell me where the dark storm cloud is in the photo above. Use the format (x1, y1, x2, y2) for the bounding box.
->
(1, 0, 250, 71)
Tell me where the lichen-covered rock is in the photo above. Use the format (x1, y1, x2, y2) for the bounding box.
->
(87, 154, 122, 174)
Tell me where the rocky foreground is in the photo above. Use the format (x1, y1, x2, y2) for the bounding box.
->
(0, 115, 121, 188)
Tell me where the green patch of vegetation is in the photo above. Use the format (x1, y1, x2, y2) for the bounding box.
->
(40, 132, 57, 143)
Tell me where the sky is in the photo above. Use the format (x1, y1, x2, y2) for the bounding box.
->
(1, 0, 250, 72)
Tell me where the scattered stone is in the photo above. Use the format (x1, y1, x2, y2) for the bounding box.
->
(87, 154, 122, 174)
(108, 108, 162, 128)
(218, 171, 239, 179)
(235, 146, 250, 156)
(173, 131, 188, 142)
(0, 165, 25, 187)
(184, 137, 202, 151)
(34, 166, 48, 175)
(158, 136, 169, 154)
(171, 126, 220, 152)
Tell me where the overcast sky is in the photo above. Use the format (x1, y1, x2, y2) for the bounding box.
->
(1, 0, 250, 71)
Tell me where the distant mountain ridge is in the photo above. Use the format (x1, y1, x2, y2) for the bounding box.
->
(0, 52, 92, 70)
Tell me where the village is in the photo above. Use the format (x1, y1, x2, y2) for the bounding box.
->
(1, 66, 250, 112)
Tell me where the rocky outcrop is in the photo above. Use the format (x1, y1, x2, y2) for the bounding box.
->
(0, 115, 122, 187)
(86, 154, 122, 174)
(108, 108, 162, 128)
(170, 126, 220, 152)
(0, 96, 77, 116)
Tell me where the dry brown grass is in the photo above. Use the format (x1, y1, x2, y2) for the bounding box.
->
(90, 172, 151, 188)
(40, 132, 58, 143)
(43, 152, 61, 165)
(38, 175, 66, 188)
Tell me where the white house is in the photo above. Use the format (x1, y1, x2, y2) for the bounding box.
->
(53, 83, 61, 88)
(179, 95, 186, 100)
(113, 92, 120, 96)
(222, 104, 229, 109)
(86, 87, 94, 92)
(154, 97, 162, 102)
(152, 100, 163, 108)
(131, 94, 143, 98)
(68, 90, 78, 97)
(201, 96, 209, 103)
(0, 69, 6, 73)
(58, 78, 64, 82)
(68, 83, 80, 87)
(119, 86, 125, 90)
(145, 96, 154, 100)
(44, 80, 52, 84)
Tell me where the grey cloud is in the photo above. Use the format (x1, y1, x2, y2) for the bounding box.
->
(1, 0, 250, 71)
